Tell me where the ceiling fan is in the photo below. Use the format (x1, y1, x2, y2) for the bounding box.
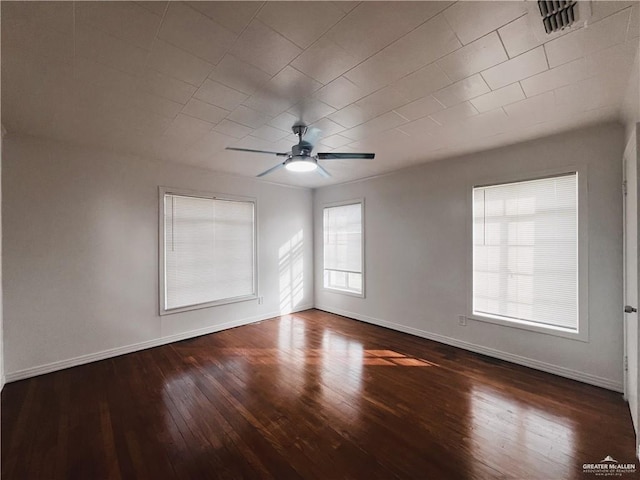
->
(225, 123, 375, 178)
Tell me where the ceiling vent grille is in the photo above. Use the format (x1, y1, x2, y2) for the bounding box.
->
(538, 1, 578, 33)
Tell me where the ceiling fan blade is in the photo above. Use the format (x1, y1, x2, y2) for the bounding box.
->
(304, 127, 322, 149)
(256, 162, 286, 177)
(317, 152, 375, 160)
(226, 147, 288, 156)
(316, 163, 332, 178)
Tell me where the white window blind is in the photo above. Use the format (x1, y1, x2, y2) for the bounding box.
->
(323, 202, 363, 295)
(473, 174, 578, 330)
(163, 193, 255, 312)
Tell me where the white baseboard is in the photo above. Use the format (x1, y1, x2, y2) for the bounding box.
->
(316, 305, 623, 393)
(5, 304, 314, 383)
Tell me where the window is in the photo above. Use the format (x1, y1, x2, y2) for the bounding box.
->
(160, 189, 256, 314)
(323, 201, 364, 296)
(472, 174, 578, 332)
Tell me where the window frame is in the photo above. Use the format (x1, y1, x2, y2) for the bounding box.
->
(158, 186, 258, 316)
(467, 166, 589, 342)
(322, 198, 366, 298)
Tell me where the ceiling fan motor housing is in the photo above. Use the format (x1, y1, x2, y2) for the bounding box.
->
(292, 142, 313, 157)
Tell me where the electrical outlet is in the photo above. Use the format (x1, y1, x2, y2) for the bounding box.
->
(458, 315, 467, 326)
(258, 296, 264, 305)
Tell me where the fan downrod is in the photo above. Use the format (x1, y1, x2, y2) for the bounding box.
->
(292, 123, 308, 140)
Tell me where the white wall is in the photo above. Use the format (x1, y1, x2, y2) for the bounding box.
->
(314, 122, 625, 391)
(2, 134, 314, 379)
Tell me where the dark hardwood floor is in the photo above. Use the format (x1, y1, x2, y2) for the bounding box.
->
(2, 309, 637, 479)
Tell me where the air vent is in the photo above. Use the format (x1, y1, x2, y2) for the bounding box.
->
(538, 0, 578, 33)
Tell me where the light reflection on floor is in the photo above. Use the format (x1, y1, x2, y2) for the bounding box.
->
(469, 384, 574, 479)
(161, 319, 442, 451)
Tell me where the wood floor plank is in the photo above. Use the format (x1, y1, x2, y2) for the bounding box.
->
(2, 309, 637, 479)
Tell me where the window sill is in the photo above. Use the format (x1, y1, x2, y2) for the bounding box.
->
(468, 312, 588, 342)
(323, 287, 365, 298)
(161, 294, 258, 316)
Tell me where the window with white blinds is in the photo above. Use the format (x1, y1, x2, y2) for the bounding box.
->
(323, 202, 364, 296)
(473, 174, 578, 331)
(161, 192, 256, 313)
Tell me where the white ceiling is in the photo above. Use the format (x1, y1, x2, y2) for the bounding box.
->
(2, 1, 639, 188)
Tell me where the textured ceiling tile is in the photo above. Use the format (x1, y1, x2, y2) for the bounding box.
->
(469, 83, 525, 113)
(268, 112, 300, 133)
(318, 133, 352, 149)
(340, 111, 407, 141)
(543, 29, 585, 69)
(555, 76, 625, 114)
(186, 1, 262, 35)
(245, 67, 323, 116)
(182, 98, 229, 125)
(251, 125, 290, 142)
(328, 1, 452, 61)
(194, 79, 248, 111)
(164, 113, 216, 142)
(344, 14, 460, 91)
(395, 116, 441, 137)
(458, 108, 510, 139)
(2, 15, 74, 63)
(289, 98, 336, 125)
(313, 76, 373, 110)
(227, 105, 272, 129)
(159, 3, 237, 65)
(230, 20, 302, 76)
(432, 75, 491, 108)
(138, 69, 198, 105)
(395, 96, 445, 122)
(392, 63, 452, 102)
(310, 117, 345, 138)
(75, 1, 162, 50)
(134, 1, 167, 17)
(328, 104, 369, 129)
(503, 91, 556, 127)
(444, 1, 528, 45)
(481, 47, 548, 90)
(120, 107, 174, 136)
(520, 59, 587, 98)
(585, 42, 639, 80)
(229, 135, 281, 152)
(291, 37, 360, 85)
(498, 14, 544, 59)
(73, 83, 132, 117)
(331, 2, 360, 14)
(437, 32, 508, 82)
(355, 87, 411, 120)
(590, 1, 635, 23)
(262, 66, 322, 101)
(208, 55, 272, 96)
(133, 91, 183, 119)
(144, 134, 194, 162)
(583, 8, 631, 54)
(257, 1, 345, 49)
(430, 102, 478, 126)
(628, 4, 639, 40)
(182, 130, 237, 166)
(1, 1, 73, 33)
(76, 25, 148, 76)
(213, 119, 254, 139)
(74, 58, 138, 96)
(147, 39, 214, 87)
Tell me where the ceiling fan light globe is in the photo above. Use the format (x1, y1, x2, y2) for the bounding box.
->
(285, 158, 318, 172)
